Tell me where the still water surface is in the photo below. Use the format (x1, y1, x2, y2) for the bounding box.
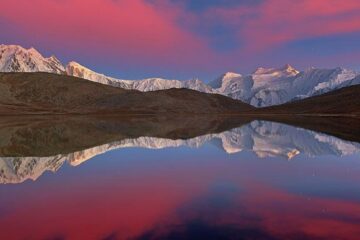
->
(0, 118, 359, 240)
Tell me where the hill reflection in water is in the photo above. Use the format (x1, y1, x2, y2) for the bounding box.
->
(0, 115, 359, 184)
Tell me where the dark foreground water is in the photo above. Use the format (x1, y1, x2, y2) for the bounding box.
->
(0, 117, 359, 240)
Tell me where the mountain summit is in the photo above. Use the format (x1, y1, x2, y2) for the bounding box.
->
(0, 44, 65, 73)
(212, 65, 358, 107)
(253, 64, 299, 76)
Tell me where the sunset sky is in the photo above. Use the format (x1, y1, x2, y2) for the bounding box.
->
(1, 0, 360, 80)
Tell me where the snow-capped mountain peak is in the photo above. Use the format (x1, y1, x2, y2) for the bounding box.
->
(223, 71, 242, 78)
(65, 61, 215, 93)
(66, 61, 136, 88)
(253, 67, 272, 75)
(209, 72, 243, 89)
(253, 64, 299, 77)
(0, 44, 65, 73)
(209, 63, 359, 107)
(67, 61, 109, 81)
(281, 63, 299, 74)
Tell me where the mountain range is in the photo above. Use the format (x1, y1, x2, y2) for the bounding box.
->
(1, 44, 359, 107)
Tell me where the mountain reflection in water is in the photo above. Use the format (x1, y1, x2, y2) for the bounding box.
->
(0, 116, 359, 239)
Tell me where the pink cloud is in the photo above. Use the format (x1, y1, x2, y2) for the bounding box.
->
(207, 0, 360, 52)
(1, 0, 359, 74)
(0, 0, 215, 68)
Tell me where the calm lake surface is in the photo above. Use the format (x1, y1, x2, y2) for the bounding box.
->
(0, 117, 359, 240)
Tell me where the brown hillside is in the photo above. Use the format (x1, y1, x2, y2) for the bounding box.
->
(0, 72, 254, 115)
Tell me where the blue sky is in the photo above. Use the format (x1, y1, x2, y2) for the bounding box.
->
(1, 0, 360, 80)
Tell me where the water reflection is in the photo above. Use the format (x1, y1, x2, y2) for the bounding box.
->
(0, 117, 359, 184)
(0, 116, 359, 239)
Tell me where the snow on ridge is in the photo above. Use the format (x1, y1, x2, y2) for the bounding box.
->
(0, 44, 65, 73)
(0, 44, 359, 107)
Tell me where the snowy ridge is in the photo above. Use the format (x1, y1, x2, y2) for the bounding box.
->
(1, 120, 359, 184)
(212, 65, 359, 107)
(66, 61, 213, 93)
(0, 45, 65, 73)
(66, 61, 134, 89)
(0, 44, 359, 106)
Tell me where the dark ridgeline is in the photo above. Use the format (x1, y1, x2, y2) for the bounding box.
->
(260, 84, 360, 116)
(0, 72, 359, 116)
(0, 72, 254, 115)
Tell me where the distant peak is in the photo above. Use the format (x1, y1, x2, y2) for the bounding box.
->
(282, 63, 292, 69)
(48, 54, 58, 60)
(208, 72, 242, 89)
(66, 61, 93, 71)
(0, 44, 43, 57)
(66, 61, 90, 72)
(47, 55, 63, 65)
(0, 44, 65, 73)
(67, 61, 83, 67)
(222, 72, 242, 78)
(253, 64, 299, 76)
(27, 47, 42, 56)
(0, 44, 24, 52)
(65, 61, 107, 79)
(253, 67, 274, 75)
(281, 63, 299, 73)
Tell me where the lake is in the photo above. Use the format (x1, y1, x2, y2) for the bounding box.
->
(0, 116, 359, 240)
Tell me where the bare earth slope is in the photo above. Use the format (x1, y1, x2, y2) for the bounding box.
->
(0, 73, 254, 114)
(261, 85, 360, 116)
(0, 73, 359, 117)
